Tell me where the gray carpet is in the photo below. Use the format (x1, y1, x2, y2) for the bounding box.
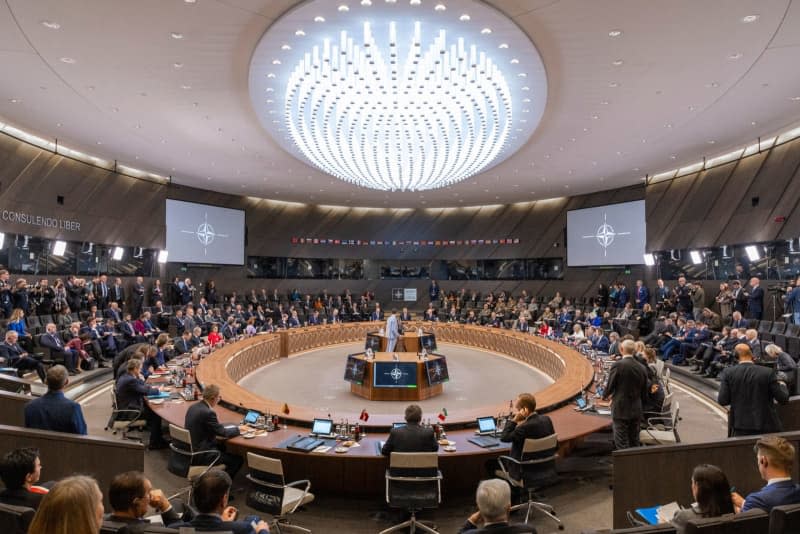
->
(238, 342, 553, 418)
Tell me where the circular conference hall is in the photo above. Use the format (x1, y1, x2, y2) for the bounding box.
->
(1, 1, 800, 533)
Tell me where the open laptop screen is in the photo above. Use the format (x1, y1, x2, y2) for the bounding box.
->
(477, 416, 496, 434)
(311, 418, 333, 435)
(243, 410, 260, 424)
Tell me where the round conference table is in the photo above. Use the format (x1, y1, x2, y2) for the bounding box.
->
(148, 322, 611, 496)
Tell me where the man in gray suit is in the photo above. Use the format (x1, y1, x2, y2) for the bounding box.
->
(386, 309, 400, 352)
(603, 339, 648, 449)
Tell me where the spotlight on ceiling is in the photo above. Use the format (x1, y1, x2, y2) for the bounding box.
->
(250, 0, 546, 192)
(745, 245, 760, 262)
(112, 246, 124, 261)
(157, 250, 169, 264)
(52, 240, 67, 257)
(689, 250, 703, 265)
(643, 253, 655, 266)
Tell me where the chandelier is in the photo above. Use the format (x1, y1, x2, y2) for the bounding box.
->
(250, 0, 546, 192)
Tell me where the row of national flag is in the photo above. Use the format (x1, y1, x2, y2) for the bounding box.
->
(291, 237, 521, 246)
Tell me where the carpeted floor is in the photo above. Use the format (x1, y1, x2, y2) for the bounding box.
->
(238, 342, 553, 419)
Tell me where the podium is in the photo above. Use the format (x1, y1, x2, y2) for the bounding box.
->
(349, 352, 444, 401)
(366, 331, 437, 354)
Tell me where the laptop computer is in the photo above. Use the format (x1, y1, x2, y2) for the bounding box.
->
(392, 422, 407, 429)
(475, 416, 497, 436)
(242, 410, 260, 425)
(310, 418, 336, 438)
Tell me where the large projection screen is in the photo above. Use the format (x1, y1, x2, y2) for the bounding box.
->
(567, 200, 646, 266)
(165, 199, 245, 265)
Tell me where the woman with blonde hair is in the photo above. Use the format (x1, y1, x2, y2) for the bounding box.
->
(28, 475, 104, 534)
(7, 308, 35, 352)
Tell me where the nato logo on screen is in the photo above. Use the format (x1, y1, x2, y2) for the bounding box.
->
(165, 199, 245, 265)
(566, 200, 646, 266)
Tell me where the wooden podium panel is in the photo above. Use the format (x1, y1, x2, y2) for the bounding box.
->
(373, 332, 422, 353)
(350, 352, 443, 401)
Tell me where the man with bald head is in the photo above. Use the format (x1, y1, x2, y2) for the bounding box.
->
(602, 339, 648, 449)
(718, 343, 789, 437)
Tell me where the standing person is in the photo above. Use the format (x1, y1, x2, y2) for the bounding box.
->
(718, 344, 789, 436)
(385, 309, 400, 352)
(185, 384, 247, 479)
(731, 435, 800, 513)
(635, 280, 649, 309)
(654, 279, 670, 312)
(715, 282, 733, 321)
(596, 283, 609, 308)
(25, 365, 87, 435)
(746, 277, 764, 320)
(429, 279, 440, 305)
(786, 277, 800, 325)
(131, 277, 145, 318)
(690, 282, 705, 321)
(381, 404, 439, 456)
(602, 339, 648, 449)
(205, 280, 218, 307)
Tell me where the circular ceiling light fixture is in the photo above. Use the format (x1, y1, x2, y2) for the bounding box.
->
(249, 0, 546, 191)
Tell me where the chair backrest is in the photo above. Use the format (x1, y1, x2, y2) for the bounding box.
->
(246, 452, 285, 482)
(671, 401, 680, 428)
(169, 424, 192, 450)
(661, 391, 674, 413)
(769, 502, 800, 534)
(389, 452, 439, 470)
(519, 433, 559, 489)
(0, 502, 35, 534)
(246, 452, 286, 515)
(685, 509, 768, 534)
(758, 321, 773, 333)
(522, 433, 559, 455)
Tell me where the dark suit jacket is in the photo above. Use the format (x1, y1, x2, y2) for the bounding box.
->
(116, 373, 159, 411)
(381, 423, 438, 456)
(185, 400, 240, 451)
(25, 391, 87, 435)
(604, 356, 648, 421)
(742, 480, 800, 512)
(499, 413, 555, 461)
(172, 513, 265, 534)
(105, 507, 182, 534)
(0, 487, 44, 509)
(0, 341, 26, 363)
(749, 286, 764, 314)
(459, 520, 536, 533)
(39, 332, 71, 357)
(718, 362, 789, 435)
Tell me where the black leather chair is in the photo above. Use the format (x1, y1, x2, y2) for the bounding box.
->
(245, 452, 314, 534)
(0, 502, 35, 534)
(380, 452, 441, 534)
(769, 502, 800, 534)
(685, 508, 768, 533)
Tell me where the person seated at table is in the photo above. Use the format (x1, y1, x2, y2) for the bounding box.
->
(732, 435, 800, 513)
(106, 471, 188, 531)
(671, 464, 734, 534)
(185, 384, 248, 479)
(381, 404, 439, 456)
(25, 365, 87, 435)
(173, 330, 194, 356)
(0, 330, 46, 382)
(190, 326, 206, 349)
(0, 447, 49, 509)
(116, 358, 169, 450)
(459, 478, 535, 533)
(222, 316, 240, 339)
(170, 471, 269, 533)
(207, 324, 223, 347)
(27, 475, 104, 534)
(497, 393, 555, 478)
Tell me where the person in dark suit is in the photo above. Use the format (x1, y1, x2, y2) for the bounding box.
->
(171, 470, 269, 533)
(500, 393, 555, 462)
(381, 404, 439, 456)
(603, 339, 649, 449)
(24, 365, 87, 435)
(0, 330, 46, 382)
(39, 322, 81, 374)
(732, 435, 800, 513)
(0, 448, 48, 510)
(400, 307, 413, 322)
(106, 471, 186, 532)
(116, 358, 169, 449)
(185, 384, 246, 479)
(746, 276, 765, 320)
(718, 344, 789, 436)
(730, 310, 748, 329)
(636, 280, 650, 309)
(459, 479, 536, 534)
(730, 281, 748, 315)
(131, 276, 146, 318)
(94, 274, 110, 310)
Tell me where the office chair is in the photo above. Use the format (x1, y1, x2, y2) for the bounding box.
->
(639, 401, 680, 445)
(496, 433, 563, 530)
(105, 387, 146, 441)
(769, 502, 800, 534)
(0, 502, 35, 534)
(245, 452, 314, 533)
(166, 424, 226, 502)
(380, 452, 442, 534)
